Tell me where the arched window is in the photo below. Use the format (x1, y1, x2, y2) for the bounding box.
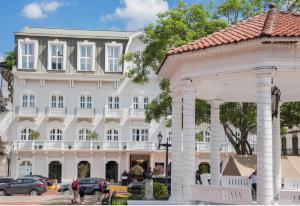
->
(133, 97, 139, 109)
(282, 136, 287, 155)
(144, 97, 149, 109)
(80, 95, 92, 109)
(22, 94, 35, 107)
(50, 129, 62, 140)
(51, 95, 64, 108)
(107, 129, 119, 141)
(20, 128, 33, 140)
(79, 129, 91, 141)
(107, 96, 119, 109)
(292, 135, 298, 155)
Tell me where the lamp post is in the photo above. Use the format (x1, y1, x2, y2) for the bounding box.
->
(157, 131, 171, 184)
(271, 85, 281, 119)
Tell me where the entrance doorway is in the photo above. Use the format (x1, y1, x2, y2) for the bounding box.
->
(48, 161, 62, 182)
(77, 161, 90, 178)
(106, 161, 118, 183)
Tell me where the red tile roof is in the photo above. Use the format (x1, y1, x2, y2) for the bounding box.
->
(158, 9, 300, 73)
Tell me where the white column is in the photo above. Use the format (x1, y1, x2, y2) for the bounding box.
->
(210, 100, 222, 186)
(273, 103, 281, 198)
(182, 80, 196, 204)
(170, 91, 183, 204)
(256, 70, 274, 205)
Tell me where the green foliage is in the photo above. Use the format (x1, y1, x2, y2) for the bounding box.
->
(280, 102, 300, 129)
(130, 165, 144, 176)
(153, 165, 165, 176)
(139, 182, 169, 200)
(87, 130, 98, 140)
(3, 50, 16, 71)
(196, 99, 211, 125)
(112, 197, 128, 205)
(195, 132, 204, 142)
(30, 130, 40, 140)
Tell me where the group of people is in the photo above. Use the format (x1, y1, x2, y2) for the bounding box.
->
(70, 178, 110, 204)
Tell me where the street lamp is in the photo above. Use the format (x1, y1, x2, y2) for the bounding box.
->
(271, 86, 281, 119)
(157, 131, 171, 184)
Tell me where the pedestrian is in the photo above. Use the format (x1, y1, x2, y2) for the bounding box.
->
(79, 185, 86, 204)
(97, 179, 103, 202)
(71, 178, 79, 204)
(196, 170, 202, 184)
(102, 179, 110, 199)
(249, 170, 257, 199)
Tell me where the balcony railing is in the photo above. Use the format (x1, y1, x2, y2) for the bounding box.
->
(13, 140, 238, 152)
(74, 108, 95, 119)
(282, 148, 300, 156)
(15, 106, 38, 118)
(103, 108, 123, 119)
(129, 108, 145, 119)
(46, 107, 67, 118)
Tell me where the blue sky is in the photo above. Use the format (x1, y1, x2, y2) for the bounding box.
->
(0, 0, 214, 57)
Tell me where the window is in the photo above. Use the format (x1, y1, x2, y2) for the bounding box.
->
(144, 97, 149, 109)
(18, 39, 38, 69)
(133, 97, 139, 109)
(79, 129, 91, 141)
(50, 129, 62, 141)
(20, 128, 33, 140)
(107, 129, 119, 141)
(105, 42, 122, 72)
(51, 95, 64, 108)
(107, 96, 120, 109)
(132, 129, 148, 141)
(80, 95, 92, 109)
(48, 41, 66, 70)
(22, 94, 35, 107)
(167, 131, 171, 142)
(77, 42, 95, 71)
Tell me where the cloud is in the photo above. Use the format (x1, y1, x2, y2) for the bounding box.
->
(100, 0, 169, 30)
(22, 1, 62, 19)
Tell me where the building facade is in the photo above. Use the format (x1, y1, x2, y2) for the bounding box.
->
(9, 27, 237, 183)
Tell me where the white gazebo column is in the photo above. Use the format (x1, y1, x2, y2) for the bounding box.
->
(210, 100, 222, 186)
(182, 79, 196, 204)
(170, 91, 183, 204)
(256, 70, 274, 205)
(273, 103, 281, 198)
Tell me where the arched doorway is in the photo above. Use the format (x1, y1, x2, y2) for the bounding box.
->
(282, 136, 287, 155)
(198, 162, 210, 174)
(106, 161, 118, 183)
(19, 161, 32, 177)
(77, 161, 90, 178)
(48, 161, 62, 182)
(292, 135, 298, 155)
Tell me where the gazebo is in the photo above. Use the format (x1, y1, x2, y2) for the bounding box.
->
(158, 5, 300, 205)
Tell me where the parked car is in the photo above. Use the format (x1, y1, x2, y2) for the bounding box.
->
(24, 175, 49, 189)
(0, 177, 14, 184)
(58, 178, 105, 195)
(0, 177, 47, 196)
(127, 177, 171, 194)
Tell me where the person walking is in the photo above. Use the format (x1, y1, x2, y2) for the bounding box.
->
(79, 185, 86, 205)
(249, 170, 257, 199)
(71, 178, 79, 204)
(196, 170, 202, 184)
(97, 179, 103, 202)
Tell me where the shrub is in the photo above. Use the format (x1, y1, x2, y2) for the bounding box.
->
(130, 165, 144, 176)
(153, 165, 165, 176)
(140, 182, 169, 200)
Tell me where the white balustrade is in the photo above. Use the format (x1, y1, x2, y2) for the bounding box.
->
(16, 106, 38, 117)
(221, 176, 251, 188)
(129, 108, 145, 119)
(103, 108, 123, 119)
(75, 108, 95, 118)
(284, 178, 300, 190)
(46, 107, 66, 118)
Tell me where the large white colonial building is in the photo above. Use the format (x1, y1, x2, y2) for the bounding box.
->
(4, 27, 244, 182)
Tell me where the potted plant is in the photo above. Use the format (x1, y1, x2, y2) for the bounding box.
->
(130, 165, 144, 181)
(30, 130, 40, 150)
(87, 130, 98, 141)
(153, 165, 165, 177)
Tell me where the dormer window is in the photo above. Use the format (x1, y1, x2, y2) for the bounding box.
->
(77, 41, 95, 71)
(48, 40, 67, 70)
(18, 39, 38, 70)
(105, 42, 123, 73)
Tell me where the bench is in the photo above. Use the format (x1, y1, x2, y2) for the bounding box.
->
(191, 185, 252, 205)
(279, 190, 300, 204)
(284, 178, 300, 190)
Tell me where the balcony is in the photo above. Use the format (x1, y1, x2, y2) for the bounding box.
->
(75, 108, 95, 120)
(282, 148, 300, 156)
(129, 108, 145, 120)
(15, 106, 38, 119)
(103, 108, 123, 119)
(195, 142, 236, 152)
(46, 107, 67, 119)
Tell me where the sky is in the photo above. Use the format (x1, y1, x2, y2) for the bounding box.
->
(0, 0, 214, 58)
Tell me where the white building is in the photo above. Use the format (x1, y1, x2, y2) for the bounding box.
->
(8, 27, 237, 182)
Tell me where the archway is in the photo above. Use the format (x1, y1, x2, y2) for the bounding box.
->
(48, 161, 62, 182)
(77, 161, 90, 178)
(292, 135, 298, 155)
(106, 161, 118, 183)
(282, 136, 287, 155)
(19, 161, 32, 177)
(198, 162, 210, 174)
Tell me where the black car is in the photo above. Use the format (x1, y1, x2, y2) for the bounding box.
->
(0, 177, 14, 184)
(0, 177, 47, 196)
(58, 178, 104, 195)
(127, 177, 171, 194)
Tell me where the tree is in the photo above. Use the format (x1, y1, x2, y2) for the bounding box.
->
(280, 102, 300, 133)
(1, 50, 16, 102)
